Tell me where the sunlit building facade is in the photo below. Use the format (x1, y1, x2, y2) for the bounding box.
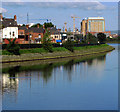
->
(81, 17, 110, 36)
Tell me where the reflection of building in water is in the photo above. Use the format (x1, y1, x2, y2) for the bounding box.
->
(2, 73, 19, 95)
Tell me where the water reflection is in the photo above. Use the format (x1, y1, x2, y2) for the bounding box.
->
(2, 54, 106, 96)
(2, 44, 118, 110)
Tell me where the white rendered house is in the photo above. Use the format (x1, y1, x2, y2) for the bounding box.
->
(0, 15, 18, 42)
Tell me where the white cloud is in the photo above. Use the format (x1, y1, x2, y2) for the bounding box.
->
(2, 1, 118, 12)
(8, 2, 106, 11)
(0, 7, 7, 13)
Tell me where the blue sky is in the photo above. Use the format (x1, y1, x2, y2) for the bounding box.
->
(1, 2, 118, 31)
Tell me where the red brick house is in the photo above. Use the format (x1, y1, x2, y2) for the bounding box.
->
(18, 24, 45, 44)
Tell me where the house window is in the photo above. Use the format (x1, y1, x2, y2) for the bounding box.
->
(5, 35, 7, 38)
(25, 35, 28, 41)
(9, 32, 11, 35)
(39, 34, 41, 38)
(55, 36, 57, 38)
(13, 32, 15, 36)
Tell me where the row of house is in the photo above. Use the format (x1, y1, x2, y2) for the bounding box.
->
(0, 15, 67, 44)
(0, 15, 114, 44)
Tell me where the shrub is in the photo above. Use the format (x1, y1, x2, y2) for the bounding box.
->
(86, 33, 98, 44)
(6, 38, 20, 55)
(42, 30, 53, 52)
(97, 33, 106, 43)
(63, 38, 74, 52)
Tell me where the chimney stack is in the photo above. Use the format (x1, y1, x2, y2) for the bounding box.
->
(14, 15, 17, 21)
(43, 24, 45, 29)
(0, 15, 3, 21)
(37, 24, 39, 28)
(26, 24, 29, 29)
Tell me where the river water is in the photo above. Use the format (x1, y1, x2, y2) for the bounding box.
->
(1, 44, 118, 110)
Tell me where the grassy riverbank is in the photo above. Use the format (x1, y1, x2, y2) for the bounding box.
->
(2, 44, 115, 63)
(2, 52, 107, 73)
(107, 41, 120, 43)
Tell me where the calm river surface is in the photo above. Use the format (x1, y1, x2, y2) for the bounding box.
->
(2, 44, 118, 110)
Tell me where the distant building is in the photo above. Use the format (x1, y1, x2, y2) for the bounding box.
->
(0, 15, 18, 44)
(81, 17, 110, 37)
(47, 27, 62, 43)
(60, 32, 67, 42)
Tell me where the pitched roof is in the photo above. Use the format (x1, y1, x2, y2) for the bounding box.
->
(28, 27, 45, 33)
(2, 18, 17, 27)
(47, 27, 60, 34)
(18, 26, 45, 34)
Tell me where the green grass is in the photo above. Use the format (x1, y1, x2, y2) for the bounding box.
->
(2, 44, 109, 55)
(74, 44, 108, 50)
(2, 50, 13, 55)
(53, 47, 68, 52)
(20, 48, 47, 54)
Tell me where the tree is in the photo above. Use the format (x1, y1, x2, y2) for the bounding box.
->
(31, 23, 42, 28)
(97, 33, 106, 43)
(63, 38, 74, 52)
(44, 22, 54, 28)
(22, 24, 26, 26)
(6, 38, 20, 55)
(74, 34, 83, 43)
(42, 30, 53, 52)
(86, 33, 98, 44)
(118, 36, 120, 41)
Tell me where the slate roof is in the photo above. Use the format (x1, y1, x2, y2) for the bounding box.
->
(18, 26, 45, 34)
(1, 18, 17, 28)
(27, 27, 45, 33)
(47, 27, 60, 34)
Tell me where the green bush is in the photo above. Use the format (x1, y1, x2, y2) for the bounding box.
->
(97, 33, 106, 43)
(6, 38, 20, 55)
(86, 33, 98, 44)
(42, 30, 53, 52)
(63, 38, 74, 52)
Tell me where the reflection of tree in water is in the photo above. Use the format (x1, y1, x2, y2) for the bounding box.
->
(86, 55, 106, 66)
(96, 55, 106, 61)
(41, 63, 53, 83)
(87, 59, 93, 65)
(8, 66, 20, 78)
(3, 54, 106, 84)
(63, 60, 74, 81)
